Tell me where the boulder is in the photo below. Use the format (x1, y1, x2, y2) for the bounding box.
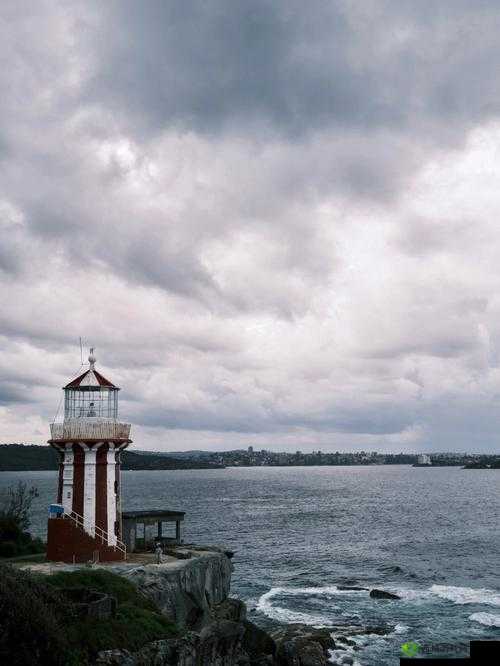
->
(369, 589, 400, 600)
(213, 597, 247, 623)
(242, 620, 277, 662)
(271, 624, 335, 666)
(198, 620, 246, 664)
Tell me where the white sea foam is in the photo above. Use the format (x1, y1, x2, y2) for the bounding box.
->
(394, 624, 409, 634)
(388, 587, 432, 602)
(256, 587, 333, 626)
(329, 631, 390, 665)
(430, 585, 500, 607)
(469, 612, 500, 627)
(260, 585, 366, 597)
(328, 649, 363, 665)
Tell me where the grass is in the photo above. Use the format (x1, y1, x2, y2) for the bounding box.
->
(45, 569, 178, 655)
(2, 552, 47, 564)
(1, 566, 179, 665)
(45, 568, 157, 610)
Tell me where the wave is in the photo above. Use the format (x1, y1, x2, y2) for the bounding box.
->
(388, 587, 432, 601)
(469, 612, 500, 627)
(430, 585, 500, 607)
(329, 649, 363, 666)
(256, 587, 335, 626)
(259, 585, 366, 598)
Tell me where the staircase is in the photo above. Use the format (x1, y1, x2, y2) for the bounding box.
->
(47, 509, 127, 562)
(66, 510, 127, 556)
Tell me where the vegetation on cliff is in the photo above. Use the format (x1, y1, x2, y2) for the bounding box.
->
(0, 566, 178, 665)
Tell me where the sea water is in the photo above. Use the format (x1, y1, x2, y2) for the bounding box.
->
(1, 465, 499, 664)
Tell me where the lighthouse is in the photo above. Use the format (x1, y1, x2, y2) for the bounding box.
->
(47, 350, 132, 562)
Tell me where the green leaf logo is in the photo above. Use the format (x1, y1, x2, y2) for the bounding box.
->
(401, 641, 420, 657)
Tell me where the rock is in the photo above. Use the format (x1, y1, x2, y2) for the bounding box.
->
(95, 649, 135, 665)
(163, 548, 192, 560)
(369, 589, 400, 600)
(213, 597, 247, 623)
(359, 625, 394, 636)
(60, 588, 117, 618)
(119, 548, 233, 630)
(271, 623, 335, 666)
(96, 626, 247, 666)
(133, 636, 198, 665)
(335, 636, 356, 647)
(198, 620, 246, 665)
(242, 620, 276, 662)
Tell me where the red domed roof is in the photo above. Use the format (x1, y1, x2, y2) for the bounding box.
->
(64, 367, 118, 389)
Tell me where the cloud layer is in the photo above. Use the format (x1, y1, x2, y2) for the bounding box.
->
(2, 1, 500, 452)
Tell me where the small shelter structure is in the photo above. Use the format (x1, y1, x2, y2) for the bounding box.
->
(122, 510, 185, 553)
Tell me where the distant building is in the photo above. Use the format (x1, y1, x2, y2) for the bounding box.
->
(417, 454, 432, 465)
(248, 446, 254, 454)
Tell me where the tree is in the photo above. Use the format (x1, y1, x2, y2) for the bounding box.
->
(0, 481, 39, 531)
(0, 482, 44, 558)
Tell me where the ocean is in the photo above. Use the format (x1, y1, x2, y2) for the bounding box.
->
(1, 465, 499, 664)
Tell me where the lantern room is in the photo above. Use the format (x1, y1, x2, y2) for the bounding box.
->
(63, 349, 119, 420)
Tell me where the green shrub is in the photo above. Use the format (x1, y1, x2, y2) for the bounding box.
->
(45, 568, 157, 611)
(43, 569, 178, 658)
(0, 541, 18, 558)
(0, 565, 80, 665)
(0, 566, 179, 664)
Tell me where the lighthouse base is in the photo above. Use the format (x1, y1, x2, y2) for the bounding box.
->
(47, 517, 126, 563)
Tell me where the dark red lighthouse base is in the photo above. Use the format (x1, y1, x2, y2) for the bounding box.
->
(47, 516, 125, 563)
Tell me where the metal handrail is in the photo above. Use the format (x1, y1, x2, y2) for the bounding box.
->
(66, 510, 126, 555)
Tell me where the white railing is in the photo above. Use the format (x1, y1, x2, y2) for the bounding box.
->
(50, 420, 131, 441)
(66, 510, 127, 556)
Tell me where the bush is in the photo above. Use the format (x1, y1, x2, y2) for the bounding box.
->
(45, 568, 157, 611)
(44, 569, 178, 658)
(0, 565, 80, 665)
(0, 541, 18, 558)
(0, 566, 179, 664)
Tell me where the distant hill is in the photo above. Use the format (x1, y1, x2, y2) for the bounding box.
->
(0, 444, 224, 471)
(463, 458, 500, 469)
(137, 449, 216, 459)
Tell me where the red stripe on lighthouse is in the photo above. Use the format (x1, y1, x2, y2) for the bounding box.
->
(95, 443, 108, 535)
(73, 444, 85, 516)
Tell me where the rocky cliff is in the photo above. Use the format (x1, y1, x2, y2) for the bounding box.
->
(95, 545, 334, 666)
(113, 546, 234, 630)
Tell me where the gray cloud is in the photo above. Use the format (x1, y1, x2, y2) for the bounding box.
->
(1, 1, 500, 452)
(86, 1, 500, 140)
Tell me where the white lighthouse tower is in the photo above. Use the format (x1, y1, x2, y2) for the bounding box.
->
(47, 350, 131, 562)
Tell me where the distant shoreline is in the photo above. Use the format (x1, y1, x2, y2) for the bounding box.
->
(1, 443, 499, 472)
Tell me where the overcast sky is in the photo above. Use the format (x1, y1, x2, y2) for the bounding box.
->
(2, 1, 500, 453)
